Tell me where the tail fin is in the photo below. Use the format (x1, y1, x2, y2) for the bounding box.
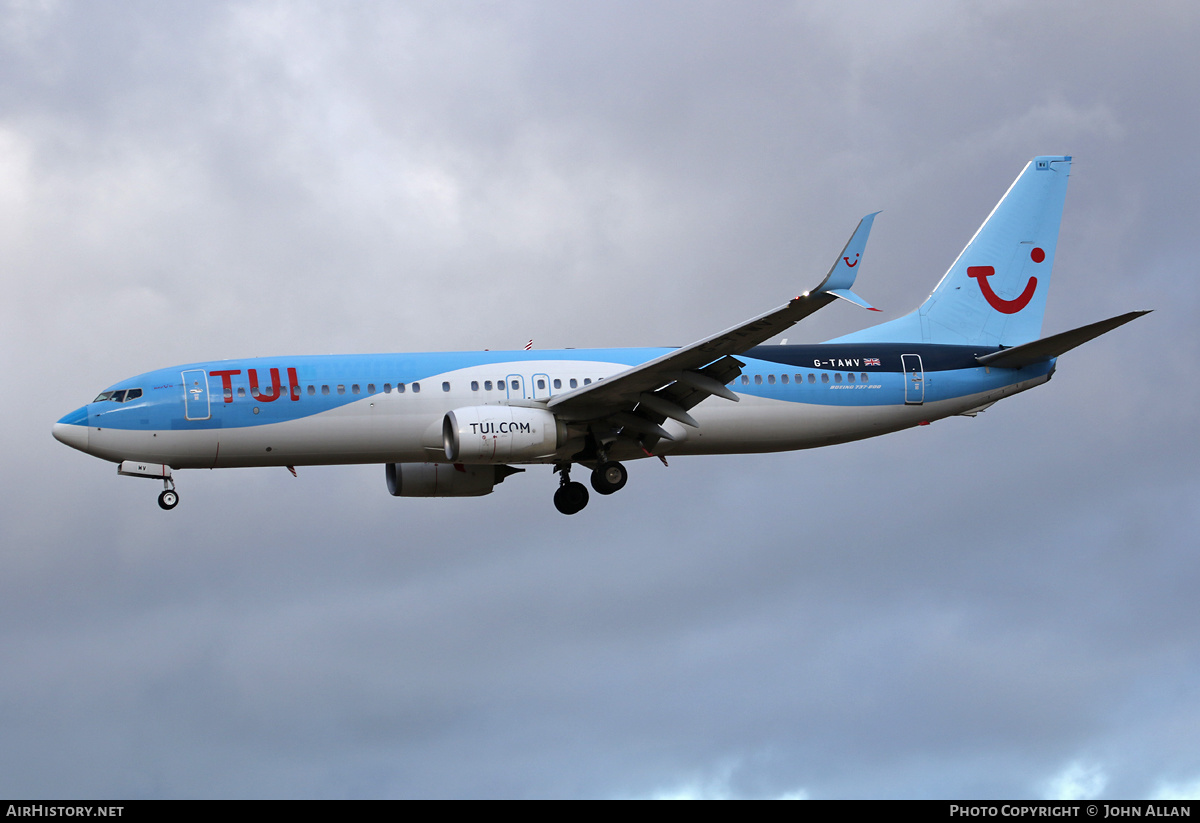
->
(833, 156, 1072, 347)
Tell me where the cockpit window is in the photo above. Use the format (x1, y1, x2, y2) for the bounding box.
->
(92, 388, 142, 403)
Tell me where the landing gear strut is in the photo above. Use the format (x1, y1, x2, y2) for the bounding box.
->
(117, 461, 179, 511)
(590, 461, 628, 495)
(553, 464, 589, 515)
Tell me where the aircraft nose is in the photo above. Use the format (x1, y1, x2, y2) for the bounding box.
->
(53, 407, 90, 453)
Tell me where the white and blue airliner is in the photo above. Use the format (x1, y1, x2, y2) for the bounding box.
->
(53, 156, 1146, 514)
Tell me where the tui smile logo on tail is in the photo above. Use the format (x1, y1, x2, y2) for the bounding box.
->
(967, 247, 1045, 314)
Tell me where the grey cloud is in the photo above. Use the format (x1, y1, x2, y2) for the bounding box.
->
(3, 0, 1196, 798)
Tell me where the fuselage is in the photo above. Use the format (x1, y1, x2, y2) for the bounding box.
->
(50, 156, 1136, 516)
(53, 342, 1054, 470)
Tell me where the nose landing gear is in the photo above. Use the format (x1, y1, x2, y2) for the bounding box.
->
(157, 475, 179, 510)
(117, 461, 180, 511)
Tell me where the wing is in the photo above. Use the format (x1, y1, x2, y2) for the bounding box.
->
(547, 214, 881, 445)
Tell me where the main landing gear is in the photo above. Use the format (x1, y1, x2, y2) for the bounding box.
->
(590, 461, 628, 495)
(553, 480, 589, 515)
(553, 460, 629, 514)
(553, 464, 589, 515)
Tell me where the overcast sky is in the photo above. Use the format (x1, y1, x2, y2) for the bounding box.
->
(3, 0, 1198, 799)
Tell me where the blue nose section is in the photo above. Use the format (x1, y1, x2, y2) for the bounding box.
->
(53, 406, 90, 453)
(57, 406, 89, 426)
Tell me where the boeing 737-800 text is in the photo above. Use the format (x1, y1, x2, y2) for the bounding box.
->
(53, 156, 1146, 514)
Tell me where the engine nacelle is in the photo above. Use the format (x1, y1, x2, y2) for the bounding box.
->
(386, 462, 522, 497)
(442, 406, 564, 463)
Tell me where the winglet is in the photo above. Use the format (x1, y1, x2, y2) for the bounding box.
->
(825, 288, 882, 311)
(809, 212, 880, 311)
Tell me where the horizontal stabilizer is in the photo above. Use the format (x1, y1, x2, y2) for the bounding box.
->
(976, 310, 1150, 369)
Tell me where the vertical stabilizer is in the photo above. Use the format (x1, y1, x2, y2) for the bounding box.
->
(831, 156, 1072, 347)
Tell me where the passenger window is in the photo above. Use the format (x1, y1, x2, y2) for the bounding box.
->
(307, 385, 315, 396)
(352, 384, 360, 394)
(583, 378, 591, 385)
(337, 385, 346, 395)
(484, 381, 493, 391)
(368, 383, 376, 394)
(821, 374, 829, 384)
(847, 373, 855, 383)
(384, 383, 392, 393)
(224, 387, 233, 400)
(537, 379, 545, 390)
(553, 378, 562, 389)
(471, 381, 479, 391)
(767, 375, 776, 385)
(512, 380, 521, 390)
(412, 382, 421, 393)
(396, 383, 406, 393)
(754, 375, 762, 385)
(834, 373, 842, 384)
(237, 387, 246, 397)
(808, 374, 816, 384)
(321, 385, 330, 395)
(741, 376, 749, 385)
(861, 373, 868, 383)
(781, 374, 789, 384)
(442, 382, 450, 392)
(570, 379, 578, 388)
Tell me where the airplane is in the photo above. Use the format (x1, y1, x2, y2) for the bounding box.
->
(53, 156, 1147, 515)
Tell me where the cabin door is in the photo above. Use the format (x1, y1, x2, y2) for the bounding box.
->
(182, 369, 211, 420)
(901, 355, 924, 405)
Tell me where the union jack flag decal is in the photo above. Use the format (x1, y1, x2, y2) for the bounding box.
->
(864, 357, 881, 366)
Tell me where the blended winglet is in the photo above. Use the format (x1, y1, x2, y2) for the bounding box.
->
(546, 213, 881, 426)
(810, 212, 880, 311)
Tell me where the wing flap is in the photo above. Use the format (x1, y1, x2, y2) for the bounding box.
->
(619, 356, 745, 451)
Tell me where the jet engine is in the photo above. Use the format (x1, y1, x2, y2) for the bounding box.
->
(386, 462, 523, 497)
(442, 406, 564, 463)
